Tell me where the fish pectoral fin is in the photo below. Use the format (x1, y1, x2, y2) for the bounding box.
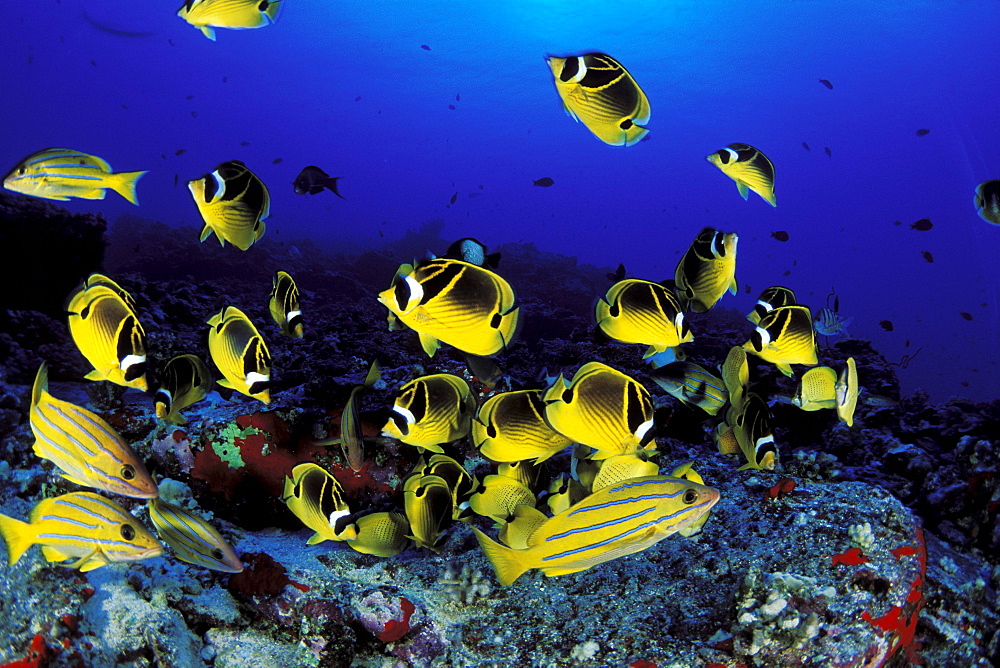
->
(736, 181, 750, 201)
(84, 369, 108, 382)
(41, 545, 74, 563)
(728, 277, 738, 296)
(216, 378, 234, 389)
(776, 363, 795, 377)
(200, 26, 217, 41)
(199, 224, 214, 242)
(306, 532, 329, 546)
(65, 548, 103, 570)
(60, 473, 94, 487)
(418, 332, 441, 358)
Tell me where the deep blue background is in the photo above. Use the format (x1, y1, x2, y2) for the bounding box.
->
(4, 0, 998, 402)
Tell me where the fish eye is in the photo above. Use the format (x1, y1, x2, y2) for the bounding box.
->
(121, 465, 136, 480)
(120, 524, 136, 541)
(683, 490, 698, 504)
(212, 549, 224, 560)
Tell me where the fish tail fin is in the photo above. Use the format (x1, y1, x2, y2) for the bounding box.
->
(0, 512, 35, 566)
(31, 362, 48, 407)
(471, 526, 527, 586)
(109, 170, 147, 205)
(363, 360, 382, 388)
(325, 177, 344, 199)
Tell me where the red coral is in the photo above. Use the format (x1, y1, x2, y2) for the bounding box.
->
(890, 545, 917, 559)
(766, 477, 796, 500)
(1, 634, 51, 668)
(631, 661, 658, 668)
(228, 552, 292, 598)
(831, 547, 869, 566)
(379, 597, 415, 642)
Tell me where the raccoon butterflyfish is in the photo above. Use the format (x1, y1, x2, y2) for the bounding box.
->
(792, 366, 838, 411)
(188, 160, 270, 251)
(569, 443, 601, 491)
(410, 454, 475, 520)
(590, 453, 659, 491)
(269, 271, 303, 338)
(835, 357, 859, 427)
(177, 0, 282, 40)
(744, 305, 818, 377)
(443, 237, 501, 269)
(546, 52, 650, 147)
(155, 354, 211, 425)
(595, 279, 692, 358)
(347, 512, 410, 557)
(542, 362, 654, 460)
(66, 283, 148, 391)
(292, 165, 343, 197)
(0, 492, 162, 572)
(674, 227, 738, 313)
(76, 273, 137, 312)
(667, 462, 713, 537)
(721, 346, 749, 412)
(2, 148, 146, 204)
(747, 286, 797, 324)
(147, 498, 243, 573)
(706, 142, 777, 206)
(544, 474, 587, 516)
(473, 390, 573, 464)
(403, 474, 453, 552)
(377, 258, 519, 357)
(814, 307, 853, 339)
(472, 475, 719, 586)
(649, 361, 727, 416)
(30, 363, 157, 498)
(731, 392, 777, 471)
(975, 180, 1000, 225)
(381, 373, 475, 453)
(206, 306, 272, 403)
(497, 461, 547, 494)
(281, 463, 357, 545)
(467, 475, 537, 524)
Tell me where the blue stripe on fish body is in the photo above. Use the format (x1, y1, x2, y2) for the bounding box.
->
(546, 506, 656, 540)
(59, 404, 116, 457)
(37, 515, 100, 530)
(35, 534, 141, 552)
(569, 490, 685, 516)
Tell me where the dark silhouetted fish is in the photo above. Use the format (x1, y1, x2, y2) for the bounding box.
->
(921, 251, 934, 263)
(915, 129, 930, 136)
(802, 142, 810, 151)
(824, 147, 832, 157)
(606, 263, 626, 282)
(818, 79, 833, 89)
(960, 312, 973, 321)
(910, 218, 933, 231)
(292, 166, 343, 197)
(450, 191, 458, 204)
(420, 44, 431, 50)
(879, 320, 894, 331)
(533, 177, 555, 187)
(771, 231, 789, 242)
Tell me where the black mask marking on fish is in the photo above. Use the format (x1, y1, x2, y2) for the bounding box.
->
(419, 261, 464, 304)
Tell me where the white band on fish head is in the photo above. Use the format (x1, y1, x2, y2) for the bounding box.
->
(121, 354, 146, 372)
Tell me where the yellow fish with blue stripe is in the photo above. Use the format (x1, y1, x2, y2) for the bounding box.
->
(542, 362, 654, 460)
(546, 52, 650, 147)
(382, 373, 475, 453)
(206, 306, 272, 403)
(650, 361, 727, 415)
(30, 363, 158, 499)
(177, 0, 282, 41)
(472, 475, 720, 586)
(67, 279, 148, 391)
(155, 354, 212, 425)
(674, 228, 738, 313)
(269, 270, 303, 338)
(473, 390, 573, 464)
(281, 463, 357, 545)
(189, 160, 270, 251)
(148, 498, 243, 573)
(596, 279, 692, 358)
(0, 492, 162, 572)
(744, 304, 818, 377)
(3, 148, 146, 204)
(378, 258, 520, 357)
(706, 142, 777, 206)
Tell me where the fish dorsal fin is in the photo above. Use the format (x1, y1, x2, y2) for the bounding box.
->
(31, 362, 49, 407)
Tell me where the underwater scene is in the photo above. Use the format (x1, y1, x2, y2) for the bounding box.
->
(1, 0, 999, 666)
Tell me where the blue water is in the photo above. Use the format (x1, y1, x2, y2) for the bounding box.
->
(4, 0, 999, 402)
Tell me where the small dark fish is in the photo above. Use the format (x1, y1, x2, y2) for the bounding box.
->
(819, 79, 833, 89)
(355, 96, 361, 101)
(916, 129, 930, 136)
(168, 38, 175, 46)
(121, 104, 128, 109)
(293, 166, 343, 198)
(960, 312, 973, 321)
(879, 320, 894, 331)
(802, 142, 810, 151)
(744, 283, 752, 294)
(893, 220, 903, 226)
(450, 192, 458, 204)
(186, 95, 194, 100)
(533, 177, 555, 187)
(770, 231, 789, 242)
(606, 263, 626, 283)
(905, 339, 911, 348)
(448, 104, 456, 110)
(420, 44, 431, 51)
(824, 147, 832, 157)
(240, 141, 250, 147)
(174, 149, 186, 156)
(921, 251, 934, 263)
(456, 94, 461, 101)
(222, 76, 228, 83)
(272, 158, 283, 164)
(910, 218, 933, 231)
(782, 269, 791, 276)
(191, 111, 197, 117)
(90, 60, 97, 67)
(173, 174, 179, 187)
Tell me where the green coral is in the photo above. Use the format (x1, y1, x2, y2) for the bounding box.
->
(211, 422, 260, 469)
